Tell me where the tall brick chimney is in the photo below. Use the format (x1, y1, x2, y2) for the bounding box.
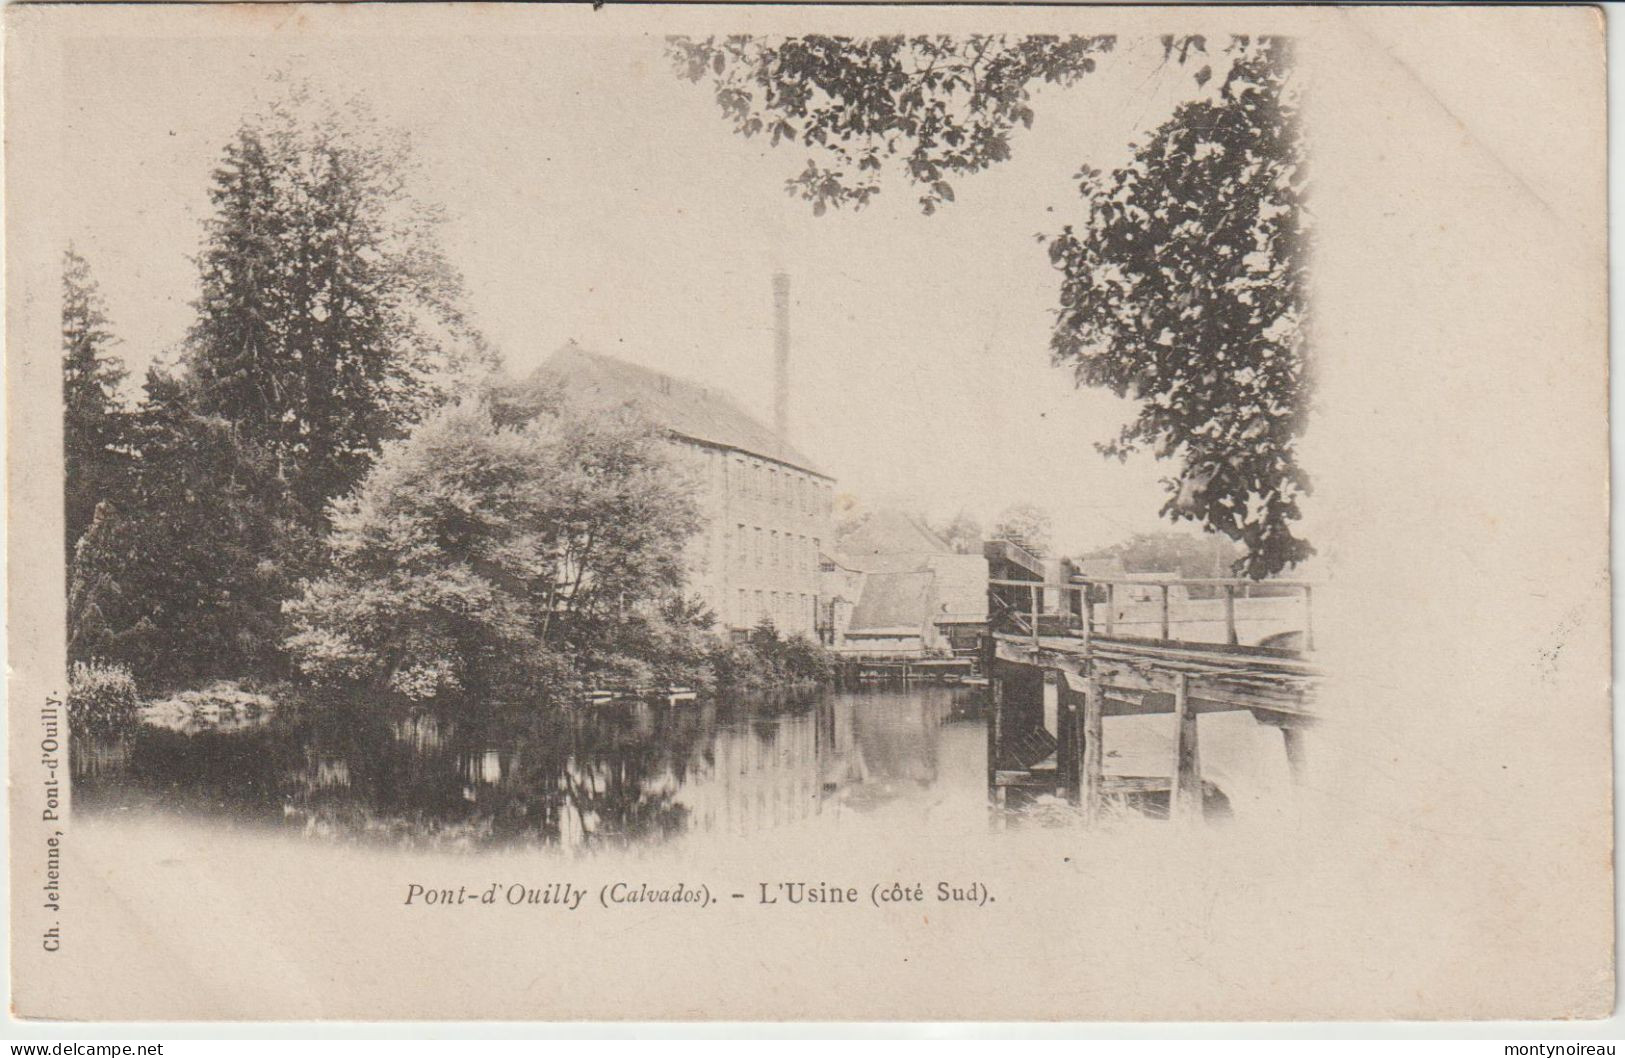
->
(772, 272, 791, 441)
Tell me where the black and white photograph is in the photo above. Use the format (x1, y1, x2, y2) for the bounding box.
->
(5, 1, 1612, 1029)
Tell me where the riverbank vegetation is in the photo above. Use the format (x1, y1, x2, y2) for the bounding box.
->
(63, 84, 832, 712)
(66, 660, 140, 732)
(283, 395, 705, 701)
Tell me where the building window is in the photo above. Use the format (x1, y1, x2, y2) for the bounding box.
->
(755, 590, 764, 621)
(737, 524, 746, 566)
(737, 589, 746, 625)
(754, 527, 763, 567)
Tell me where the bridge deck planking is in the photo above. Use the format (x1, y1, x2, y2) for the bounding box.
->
(984, 567, 1324, 821)
(991, 632, 1321, 723)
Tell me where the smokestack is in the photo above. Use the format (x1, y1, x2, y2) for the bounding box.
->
(772, 272, 790, 441)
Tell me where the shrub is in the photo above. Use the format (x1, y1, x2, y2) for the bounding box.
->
(706, 641, 770, 691)
(777, 634, 833, 683)
(284, 399, 701, 703)
(68, 659, 139, 731)
(708, 621, 833, 690)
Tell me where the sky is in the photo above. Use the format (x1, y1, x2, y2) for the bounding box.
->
(59, 28, 1218, 555)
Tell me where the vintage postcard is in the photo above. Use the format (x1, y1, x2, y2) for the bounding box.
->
(6, 2, 1611, 1022)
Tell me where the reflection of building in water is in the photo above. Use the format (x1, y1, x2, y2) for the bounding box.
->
(676, 714, 821, 836)
(672, 690, 961, 835)
(73, 687, 976, 850)
(817, 692, 950, 811)
(851, 693, 942, 786)
(819, 695, 861, 790)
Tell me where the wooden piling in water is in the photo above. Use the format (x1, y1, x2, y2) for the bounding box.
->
(985, 569, 1321, 830)
(1058, 678, 1078, 805)
(985, 638, 1004, 817)
(1082, 673, 1104, 823)
(1171, 672, 1202, 822)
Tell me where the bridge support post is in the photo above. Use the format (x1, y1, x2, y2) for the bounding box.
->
(1082, 673, 1104, 824)
(1171, 672, 1203, 823)
(985, 639, 1005, 820)
(1059, 676, 1081, 805)
(1055, 674, 1077, 803)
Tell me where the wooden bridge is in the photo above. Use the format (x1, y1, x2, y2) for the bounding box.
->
(982, 545, 1324, 823)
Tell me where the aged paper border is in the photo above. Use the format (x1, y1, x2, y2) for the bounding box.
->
(4, 1, 1615, 1025)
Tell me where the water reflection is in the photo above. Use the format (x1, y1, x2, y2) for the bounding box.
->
(72, 686, 981, 852)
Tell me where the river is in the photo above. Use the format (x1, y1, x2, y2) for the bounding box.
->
(71, 681, 1298, 853)
(70, 685, 998, 852)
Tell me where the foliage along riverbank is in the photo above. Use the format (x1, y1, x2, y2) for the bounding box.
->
(68, 614, 833, 733)
(62, 85, 835, 723)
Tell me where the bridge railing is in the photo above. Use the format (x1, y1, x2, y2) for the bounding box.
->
(987, 575, 1318, 653)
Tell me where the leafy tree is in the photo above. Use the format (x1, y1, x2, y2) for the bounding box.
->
(992, 502, 1053, 557)
(62, 249, 130, 554)
(931, 509, 984, 554)
(668, 34, 1114, 214)
(1081, 530, 1240, 580)
(831, 493, 871, 556)
(185, 85, 493, 524)
(672, 35, 1310, 576)
(284, 397, 703, 700)
(1048, 39, 1309, 576)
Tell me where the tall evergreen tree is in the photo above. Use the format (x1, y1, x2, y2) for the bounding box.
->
(185, 88, 492, 524)
(67, 87, 493, 689)
(66, 364, 313, 687)
(62, 248, 130, 555)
